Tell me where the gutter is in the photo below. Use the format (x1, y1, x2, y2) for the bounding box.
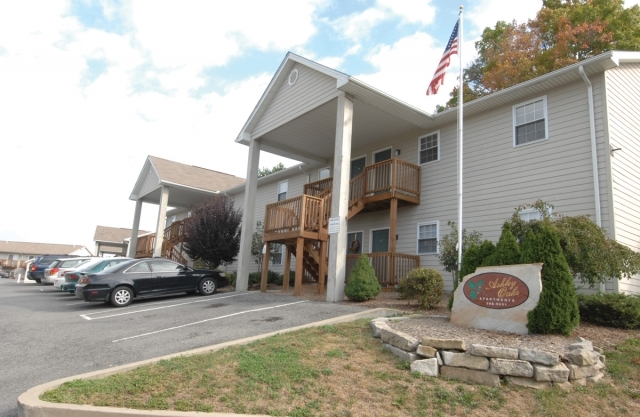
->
(579, 65, 605, 293)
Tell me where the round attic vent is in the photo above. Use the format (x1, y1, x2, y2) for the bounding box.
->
(288, 68, 299, 86)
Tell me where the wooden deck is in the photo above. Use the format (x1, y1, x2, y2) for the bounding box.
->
(134, 234, 155, 258)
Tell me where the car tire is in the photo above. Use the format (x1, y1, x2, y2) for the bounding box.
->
(110, 286, 133, 307)
(35, 279, 41, 283)
(198, 277, 217, 296)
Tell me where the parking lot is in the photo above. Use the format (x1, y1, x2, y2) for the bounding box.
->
(0, 279, 368, 417)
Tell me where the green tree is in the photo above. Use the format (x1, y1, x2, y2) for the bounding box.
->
(251, 221, 280, 271)
(344, 254, 381, 301)
(461, 240, 496, 277)
(482, 222, 521, 267)
(258, 162, 286, 178)
(520, 220, 580, 335)
(437, 221, 483, 286)
(183, 196, 242, 268)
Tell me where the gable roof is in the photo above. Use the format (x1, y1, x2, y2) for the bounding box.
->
(93, 226, 151, 244)
(130, 155, 245, 201)
(0, 241, 89, 256)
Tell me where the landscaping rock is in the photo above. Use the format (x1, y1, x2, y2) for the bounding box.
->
(382, 343, 418, 362)
(554, 381, 574, 391)
(587, 372, 605, 384)
(597, 354, 606, 365)
(441, 366, 500, 387)
(422, 337, 466, 351)
(595, 361, 605, 371)
(410, 358, 439, 377)
(380, 328, 419, 352)
(567, 364, 599, 380)
(470, 344, 518, 359)
(436, 351, 443, 366)
(370, 320, 390, 338)
(519, 348, 559, 366)
(490, 358, 534, 377)
(568, 338, 593, 351)
(441, 351, 489, 371)
(593, 346, 604, 354)
(416, 345, 438, 358)
(533, 363, 570, 382)
(565, 349, 599, 366)
(505, 376, 551, 389)
(571, 378, 587, 386)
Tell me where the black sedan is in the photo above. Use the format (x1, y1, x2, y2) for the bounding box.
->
(75, 258, 229, 307)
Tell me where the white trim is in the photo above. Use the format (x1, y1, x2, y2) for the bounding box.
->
(512, 95, 549, 147)
(418, 130, 440, 165)
(416, 221, 439, 255)
(318, 166, 331, 180)
(372, 146, 392, 163)
(369, 227, 390, 253)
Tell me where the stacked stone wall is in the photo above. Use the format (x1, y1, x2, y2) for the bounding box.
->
(370, 317, 606, 389)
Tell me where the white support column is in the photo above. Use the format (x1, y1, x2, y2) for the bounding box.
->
(128, 200, 143, 258)
(327, 93, 353, 302)
(153, 186, 170, 258)
(236, 137, 261, 292)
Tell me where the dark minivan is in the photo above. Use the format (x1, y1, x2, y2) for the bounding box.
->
(29, 254, 78, 283)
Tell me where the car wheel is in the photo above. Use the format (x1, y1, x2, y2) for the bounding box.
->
(110, 286, 133, 307)
(35, 279, 41, 283)
(198, 277, 217, 295)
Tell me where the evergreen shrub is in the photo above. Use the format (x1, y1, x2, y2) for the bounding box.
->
(577, 293, 640, 329)
(398, 268, 444, 309)
(344, 255, 381, 301)
(483, 222, 520, 267)
(461, 240, 496, 277)
(520, 221, 579, 335)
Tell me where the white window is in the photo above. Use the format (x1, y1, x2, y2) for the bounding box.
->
(272, 244, 284, 265)
(417, 222, 439, 254)
(419, 131, 439, 164)
(519, 207, 552, 222)
(318, 167, 330, 180)
(513, 96, 548, 146)
(277, 180, 288, 201)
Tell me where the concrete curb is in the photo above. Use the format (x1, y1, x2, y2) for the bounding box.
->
(18, 308, 402, 417)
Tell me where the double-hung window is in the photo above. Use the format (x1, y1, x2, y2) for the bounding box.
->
(417, 222, 439, 254)
(513, 96, 548, 146)
(419, 131, 439, 164)
(277, 180, 288, 201)
(272, 244, 284, 265)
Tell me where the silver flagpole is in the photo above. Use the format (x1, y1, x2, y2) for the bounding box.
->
(457, 5, 464, 278)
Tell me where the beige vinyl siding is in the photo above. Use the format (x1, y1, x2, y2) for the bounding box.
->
(605, 64, 640, 294)
(252, 65, 338, 139)
(139, 167, 160, 197)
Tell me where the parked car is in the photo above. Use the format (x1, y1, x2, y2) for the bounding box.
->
(75, 258, 229, 307)
(57, 257, 131, 293)
(0, 270, 9, 278)
(28, 255, 79, 283)
(43, 257, 93, 285)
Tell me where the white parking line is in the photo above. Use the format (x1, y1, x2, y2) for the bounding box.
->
(80, 292, 256, 321)
(112, 300, 309, 343)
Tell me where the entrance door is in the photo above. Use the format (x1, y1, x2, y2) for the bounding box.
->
(371, 229, 389, 253)
(350, 156, 366, 179)
(374, 148, 392, 163)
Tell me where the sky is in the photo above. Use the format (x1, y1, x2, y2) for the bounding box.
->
(1, 0, 636, 251)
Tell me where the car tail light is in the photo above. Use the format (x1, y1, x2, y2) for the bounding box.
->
(66, 274, 79, 282)
(50, 268, 59, 275)
(31, 265, 37, 271)
(79, 276, 89, 284)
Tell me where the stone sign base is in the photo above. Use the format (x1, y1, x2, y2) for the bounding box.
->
(451, 264, 543, 335)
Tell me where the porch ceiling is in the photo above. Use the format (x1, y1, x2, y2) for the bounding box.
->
(259, 97, 423, 164)
(138, 185, 217, 208)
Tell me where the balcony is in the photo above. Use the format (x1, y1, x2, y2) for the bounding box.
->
(0, 260, 22, 268)
(135, 234, 156, 258)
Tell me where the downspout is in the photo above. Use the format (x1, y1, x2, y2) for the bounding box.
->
(299, 165, 310, 183)
(579, 65, 605, 292)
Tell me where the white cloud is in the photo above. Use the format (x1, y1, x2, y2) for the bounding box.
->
(377, 0, 436, 25)
(317, 55, 345, 69)
(332, 7, 387, 43)
(466, 0, 542, 36)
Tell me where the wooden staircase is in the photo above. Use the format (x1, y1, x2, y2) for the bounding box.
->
(161, 220, 189, 265)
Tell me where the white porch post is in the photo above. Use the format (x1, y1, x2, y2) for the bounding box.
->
(236, 137, 261, 292)
(127, 200, 143, 258)
(153, 186, 170, 258)
(327, 93, 353, 302)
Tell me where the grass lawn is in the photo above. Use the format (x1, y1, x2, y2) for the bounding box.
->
(41, 319, 640, 417)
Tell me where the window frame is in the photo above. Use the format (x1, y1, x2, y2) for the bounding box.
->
(369, 227, 390, 253)
(277, 180, 288, 201)
(271, 244, 284, 265)
(418, 130, 440, 165)
(512, 96, 549, 147)
(416, 221, 439, 255)
(318, 166, 331, 180)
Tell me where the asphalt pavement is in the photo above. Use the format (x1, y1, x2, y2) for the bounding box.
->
(0, 279, 368, 417)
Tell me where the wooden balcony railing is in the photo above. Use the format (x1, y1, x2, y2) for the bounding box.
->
(346, 252, 420, 287)
(0, 260, 19, 268)
(135, 234, 155, 258)
(303, 177, 332, 198)
(163, 219, 186, 246)
(363, 158, 420, 197)
(264, 194, 328, 240)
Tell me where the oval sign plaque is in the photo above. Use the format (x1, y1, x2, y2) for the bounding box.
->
(463, 272, 529, 309)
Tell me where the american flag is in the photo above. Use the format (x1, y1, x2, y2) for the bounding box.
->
(426, 20, 459, 95)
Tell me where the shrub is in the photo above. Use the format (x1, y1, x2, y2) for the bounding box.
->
(226, 271, 237, 287)
(247, 270, 289, 286)
(344, 255, 381, 301)
(521, 221, 579, 336)
(577, 293, 640, 329)
(398, 268, 444, 309)
(461, 240, 496, 277)
(482, 222, 520, 267)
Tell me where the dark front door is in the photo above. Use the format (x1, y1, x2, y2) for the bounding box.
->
(350, 157, 366, 179)
(371, 229, 389, 253)
(374, 148, 392, 163)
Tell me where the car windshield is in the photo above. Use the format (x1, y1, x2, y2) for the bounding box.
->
(49, 260, 61, 268)
(75, 259, 107, 272)
(60, 259, 88, 268)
